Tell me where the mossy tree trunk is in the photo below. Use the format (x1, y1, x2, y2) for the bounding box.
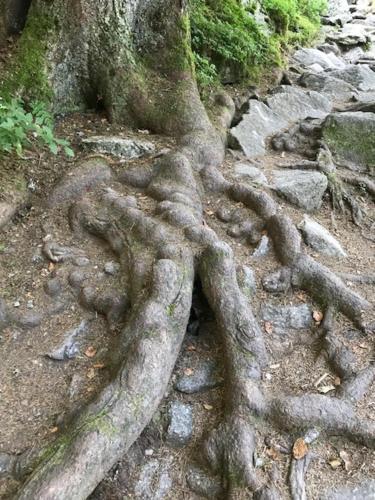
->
(3, 0, 212, 137)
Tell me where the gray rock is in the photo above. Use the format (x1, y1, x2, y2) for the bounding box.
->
(260, 304, 313, 334)
(327, 0, 349, 17)
(330, 65, 375, 91)
(252, 235, 270, 258)
(47, 158, 112, 207)
(81, 135, 155, 159)
(272, 170, 328, 211)
(234, 162, 268, 185)
(230, 101, 288, 158)
(322, 111, 375, 173)
(299, 72, 358, 103)
(166, 401, 193, 447)
(175, 360, 223, 394)
(298, 215, 347, 257)
(320, 480, 375, 500)
(237, 265, 257, 297)
(104, 261, 120, 275)
(293, 48, 346, 70)
(327, 23, 371, 46)
(73, 256, 90, 267)
(186, 466, 223, 498)
(272, 118, 322, 158)
(134, 459, 172, 499)
(46, 320, 87, 361)
(266, 86, 332, 122)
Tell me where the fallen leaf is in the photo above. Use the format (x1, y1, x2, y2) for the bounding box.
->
(339, 450, 351, 471)
(48, 262, 55, 272)
(203, 403, 213, 411)
(292, 438, 308, 460)
(318, 385, 336, 394)
(87, 368, 96, 379)
(264, 321, 273, 334)
(329, 459, 342, 470)
(184, 368, 194, 376)
(266, 447, 280, 461)
(85, 346, 97, 358)
(49, 426, 59, 434)
(333, 377, 341, 386)
(93, 363, 105, 369)
(296, 291, 307, 302)
(187, 345, 196, 352)
(313, 310, 324, 324)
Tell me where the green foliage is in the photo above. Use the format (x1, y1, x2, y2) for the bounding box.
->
(262, 0, 327, 41)
(190, 0, 270, 85)
(0, 98, 74, 157)
(190, 0, 327, 87)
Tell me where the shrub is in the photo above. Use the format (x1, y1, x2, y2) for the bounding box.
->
(0, 98, 73, 157)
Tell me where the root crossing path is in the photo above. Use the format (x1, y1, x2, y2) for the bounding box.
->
(0, 1, 374, 499)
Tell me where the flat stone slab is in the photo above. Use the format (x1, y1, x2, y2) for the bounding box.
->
(234, 162, 268, 185)
(81, 135, 155, 158)
(230, 101, 288, 158)
(298, 216, 347, 257)
(260, 303, 313, 334)
(266, 86, 332, 123)
(322, 111, 375, 173)
(330, 65, 375, 91)
(293, 48, 346, 70)
(134, 459, 172, 499)
(272, 169, 328, 211)
(166, 401, 193, 447)
(175, 360, 223, 394)
(299, 72, 358, 103)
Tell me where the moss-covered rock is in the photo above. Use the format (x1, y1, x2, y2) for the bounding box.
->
(323, 112, 375, 175)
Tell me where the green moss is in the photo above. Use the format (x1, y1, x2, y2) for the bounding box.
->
(1, 13, 55, 103)
(190, 0, 327, 88)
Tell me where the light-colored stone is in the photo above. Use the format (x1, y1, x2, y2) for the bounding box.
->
(272, 170, 328, 211)
(234, 162, 268, 185)
(261, 303, 313, 334)
(331, 65, 375, 91)
(266, 86, 332, 122)
(293, 48, 346, 70)
(298, 216, 347, 257)
(166, 402, 193, 447)
(81, 135, 155, 159)
(230, 101, 287, 158)
(299, 72, 358, 103)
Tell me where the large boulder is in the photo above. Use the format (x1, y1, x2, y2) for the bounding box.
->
(322, 112, 375, 173)
(299, 72, 358, 103)
(293, 48, 346, 71)
(229, 101, 287, 158)
(330, 65, 375, 91)
(327, 23, 372, 46)
(272, 170, 328, 211)
(266, 86, 332, 122)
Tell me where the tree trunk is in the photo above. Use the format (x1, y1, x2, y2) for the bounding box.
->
(0, 0, 31, 46)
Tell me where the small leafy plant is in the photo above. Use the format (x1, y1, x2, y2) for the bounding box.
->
(0, 98, 74, 157)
